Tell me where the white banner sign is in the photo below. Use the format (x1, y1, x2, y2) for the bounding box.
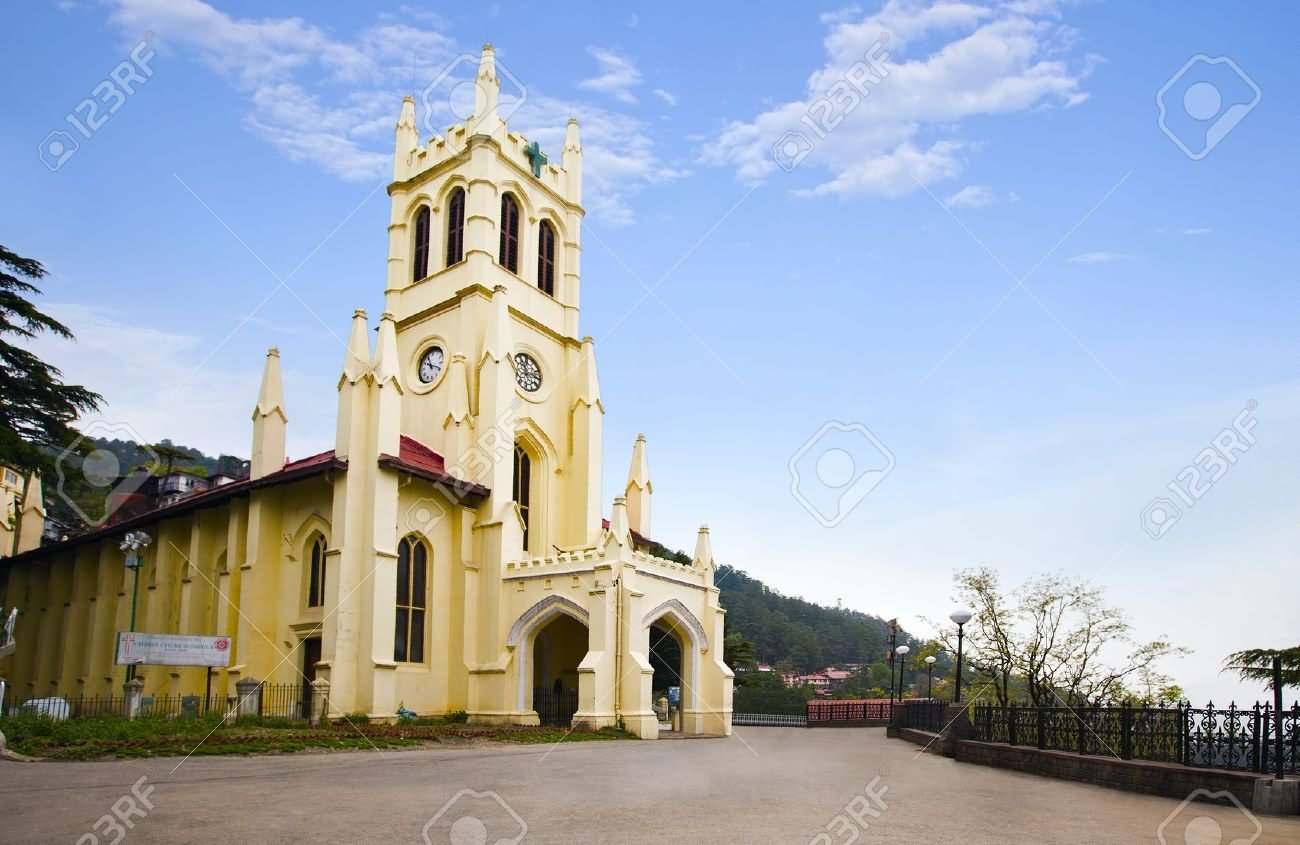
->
(115, 632, 232, 667)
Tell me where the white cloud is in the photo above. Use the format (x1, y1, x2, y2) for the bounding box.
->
(704, 0, 1094, 196)
(25, 303, 335, 460)
(1183, 227, 1212, 236)
(1066, 250, 1132, 264)
(104, 1, 672, 225)
(653, 88, 678, 107)
(820, 4, 864, 25)
(945, 184, 996, 207)
(578, 47, 642, 104)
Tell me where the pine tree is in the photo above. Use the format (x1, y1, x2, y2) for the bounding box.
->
(0, 244, 102, 474)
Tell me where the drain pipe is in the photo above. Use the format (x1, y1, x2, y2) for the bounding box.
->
(613, 575, 622, 726)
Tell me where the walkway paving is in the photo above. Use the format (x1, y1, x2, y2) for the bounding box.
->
(1, 727, 1297, 844)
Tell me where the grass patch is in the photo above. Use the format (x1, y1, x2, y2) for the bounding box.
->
(0, 714, 632, 760)
(491, 725, 635, 744)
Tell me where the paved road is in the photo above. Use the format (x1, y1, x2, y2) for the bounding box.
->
(1, 728, 1298, 844)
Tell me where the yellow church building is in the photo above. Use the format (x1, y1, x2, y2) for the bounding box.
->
(0, 45, 733, 739)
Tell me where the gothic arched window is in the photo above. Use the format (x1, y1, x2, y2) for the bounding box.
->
(306, 535, 327, 608)
(394, 534, 428, 663)
(513, 443, 532, 551)
(537, 220, 556, 296)
(413, 205, 431, 282)
(445, 188, 465, 267)
(499, 193, 519, 273)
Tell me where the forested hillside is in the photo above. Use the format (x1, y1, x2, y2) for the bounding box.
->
(715, 564, 915, 672)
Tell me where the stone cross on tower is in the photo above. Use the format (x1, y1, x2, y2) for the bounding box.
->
(524, 140, 548, 177)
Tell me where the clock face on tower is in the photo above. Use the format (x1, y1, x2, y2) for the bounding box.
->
(513, 352, 542, 392)
(418, 346, 445, 383)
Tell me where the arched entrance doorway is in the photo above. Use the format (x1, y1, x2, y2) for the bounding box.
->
(642, 598, 709, 735)
(649, 622, 684, 731)
(530, 613, 586, 726)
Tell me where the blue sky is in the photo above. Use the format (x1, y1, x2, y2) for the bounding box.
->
(5, 1, 1299, 703)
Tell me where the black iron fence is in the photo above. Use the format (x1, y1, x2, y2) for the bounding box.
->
(970, 701, 1298, 774)
(895, 699, 948, 732)
(259, 682, 310, 720)
(8, 683, 311, 722)
(533, 687, 578, 726)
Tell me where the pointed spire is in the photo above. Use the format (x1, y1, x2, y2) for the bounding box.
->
(608, 496, 631, 545)
(474, 43, 500, 130)
(627, 434, 651, 493)
(251, 347, 287, 479)
(255, 347, 286, 421)
(482, 285, 512, 365)
(444, 353, 471, 425)
(16, 472, 45, 554)
(395, 95, 419, 179)
(563, 117, 582, 155)
(562, 117, 583, 203)
(574, 336, 601, 409)
(694, 525, 714, 569)
(625, 433, 652, 537)
(20, 472, 44, 516)
(343, 309, 371, 383)
(372, 312, 402, 387)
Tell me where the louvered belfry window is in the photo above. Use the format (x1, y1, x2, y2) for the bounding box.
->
(499, 194, 519, 273)
(445, 188, 465, 266)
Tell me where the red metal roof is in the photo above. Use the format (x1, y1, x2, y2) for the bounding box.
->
(396, 435, 447, 475)
(378, 435, 490, 499)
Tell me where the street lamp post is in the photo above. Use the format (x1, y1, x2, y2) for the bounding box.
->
(119, 531, 151, 683)
(925, 655, 937, 700)
(949, 609, 973, 704)
(895, 645, 911, 702)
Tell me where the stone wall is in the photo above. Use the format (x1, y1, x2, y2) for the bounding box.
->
(889, 722, 1271, 809)
(955, 739, 1262, 807)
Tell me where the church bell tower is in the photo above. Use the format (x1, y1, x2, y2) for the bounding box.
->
(382, 44, 602, 552)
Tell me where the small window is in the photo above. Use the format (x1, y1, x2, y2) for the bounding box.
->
(306, 536, 327, 608)
(395, 535, 428, 663)
(4, 469, 20, 486)
(446, 188, 465, 266)
(537, 220, 555, 296)
(499, 194, 519, 273)
(413, 205, 431, 282)
(513, 444, 532, 551)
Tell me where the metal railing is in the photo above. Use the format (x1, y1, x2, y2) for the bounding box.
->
(895, 699, 948, 732)
(258, 683, 309, 720)
(970, 700, 1298, 774)
(806, 699, 893, 725)
(532, 687, 579, 727)
(9, 683, 311, 722)
(733, 712, 808, 727)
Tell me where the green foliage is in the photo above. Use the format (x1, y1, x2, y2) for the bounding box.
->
(716, 565, 911, 672)
(0, 244, 103, 478)
(42, 436, 245, 538)
(733, 669, 813, 715)
(1223, 646, 1300, 691)
(638, 539, 692, 566)
(724, 631, 756, 672)
(443, 709, 468, 723)
(0, 712, 629, 759)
